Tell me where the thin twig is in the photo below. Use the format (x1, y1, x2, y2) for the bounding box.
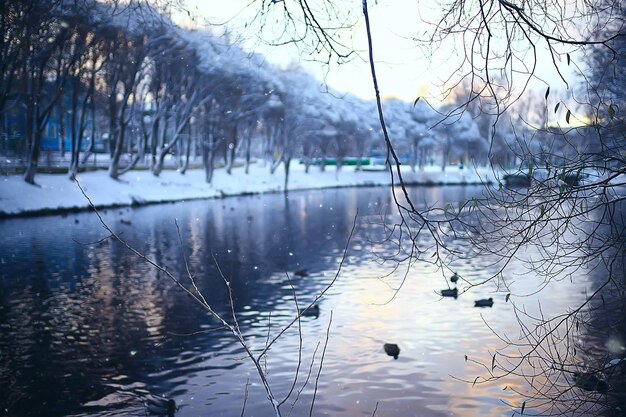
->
(241, 378, 250, 417)
(309, 311, 333, 417)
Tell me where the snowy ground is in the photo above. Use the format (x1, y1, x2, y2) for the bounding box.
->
(0, 163, 495, 217)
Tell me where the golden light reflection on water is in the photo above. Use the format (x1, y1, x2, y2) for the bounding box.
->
(303, 227, 593, 417)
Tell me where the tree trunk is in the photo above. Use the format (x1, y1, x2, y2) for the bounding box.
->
(203, 134, 215, 184)
(80, 79, 97, 166)
(225, 124, 237, 175)
(24, 81, 53, 185)
(153, 148, 167, 177)
(205, 157, 214, 183)
(412, 138, 418, 172)
(68, 77, 81, 181)
(419, 148, 425, 171)
(23, 130, 41, 185)
(117, 153, 142, 176)
(152, 114, 192, 177)
(23, 92, 38, 184)
(109, 120, 127, 179)
(269, 155, 281, 174)
(441, 139, 450, 172)
(179, 132, 191, 174)
(149, 117, 160, 170)
(335, 157, 343, 180)
(244, 132, 251, 174)
(355, 139, 364, 171)
(58, 98, 65, 158)
(283, 157, 291, 192)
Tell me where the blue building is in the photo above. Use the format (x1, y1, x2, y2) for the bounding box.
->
(1, 85, 104, 155)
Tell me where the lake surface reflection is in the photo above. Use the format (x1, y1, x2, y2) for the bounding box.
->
(0, 186, 593, 417)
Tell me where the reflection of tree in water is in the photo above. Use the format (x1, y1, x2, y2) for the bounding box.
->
(6, 258, 126, 411)
(0, 187, 399, 416)
(576, 224, 626, 416)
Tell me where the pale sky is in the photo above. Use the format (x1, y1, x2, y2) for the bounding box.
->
(177, 0, 577, 104)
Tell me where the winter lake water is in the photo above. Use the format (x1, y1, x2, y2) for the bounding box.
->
(0, 186, 600, 417)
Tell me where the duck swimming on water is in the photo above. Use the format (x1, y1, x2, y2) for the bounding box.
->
(384, 343, 400, 359)
(474, 298, 494, 307)
(294, 268, 308, 277)
(144, 394, 176, 416)
(440, 288, 458, 298)
(573, 372, 609, 393)
(298, 304, 320, 317)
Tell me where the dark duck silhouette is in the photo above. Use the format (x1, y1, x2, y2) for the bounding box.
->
(384, 343, 400, 359)
(294, 268, 308, 277)
(440, 288, 458, 298)
(474, 298, 494, 307)
(298, 304, 319, 318)
(573, 372, 609, 393)
(144, 394, 176, 416)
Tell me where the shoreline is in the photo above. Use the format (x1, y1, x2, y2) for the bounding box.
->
(0, 163, 495, 219)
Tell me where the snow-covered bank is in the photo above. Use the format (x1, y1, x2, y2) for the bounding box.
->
(0, 163, 495, 217)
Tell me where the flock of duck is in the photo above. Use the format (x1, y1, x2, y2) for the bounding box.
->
(139, 268, 607, 415)
(440, 272, 494, 307)
(382, 272, 495, 361)
(292, 270, 496, 364)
